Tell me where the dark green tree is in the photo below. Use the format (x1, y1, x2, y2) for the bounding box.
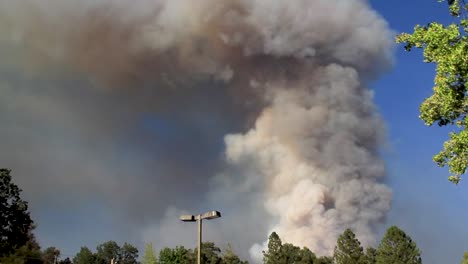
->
(96, 241, 121, 264)
(263, 232, 319, 264)
(333, 229, 365, 264)
(194, 242, 223, 264)
(296, 247, 317, 264)
(263, 232, 283, 264)
(316, 256, 333, 264)
(58, 258, 72, 264)
(0, 169, 36, 257)
(376, 226, 422, 264)
(279, 243, 302, 263)
(120, 243, 138, 264)
(363, 247, 377, 264)
(42, 247, 60, 264)
(73, 247, 96, 264)
(0, 240, 43, 264)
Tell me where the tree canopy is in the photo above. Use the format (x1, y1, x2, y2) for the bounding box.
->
(73, 247, 96, 264)
(158, 246, 193, 264)
(396, 0, 468, 183)
(42, 247, 60, 264)
(0, 169, 36, 257)
(143, 243, 157, 264)
(461, 252, 468, 264)
(376, 226, 422, 264)
(262, 232, 320, 264)
(333, 229, 365, 264)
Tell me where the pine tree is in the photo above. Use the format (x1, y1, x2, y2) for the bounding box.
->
(376, 226, 422, 264)
(333, 229, 365, 264)
(363, 247, 377, 264)
(73, 247, 96, 264)
(263, 232, 283, 264)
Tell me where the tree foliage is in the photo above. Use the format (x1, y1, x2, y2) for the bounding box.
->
(96, 241, 121, 264)
(462, 252, 468, 264)
(376, 226, 422, 264)
(262, 232, 318, 264)
(72, 242, 138, 264)
(221, 245, 248, 264)
(0, 169, 36, 257)
(396, 0, 468, 183)
(120, 243, 139, 264)
(143, 243, 157, 264)
(0, 240, 43, 264)
(263, 232, 282, 264)
(315, 256, 333, 264)
(363, 247, 377, 264)
(333, 229, 365, 264)
(198, 242, 222, 264)
(157, 242, 249, 264)
(58, 258, 72, 264)
(158, 246, 192, 264)
(42, 247, 60, 264)
(73, 247, 96, 264)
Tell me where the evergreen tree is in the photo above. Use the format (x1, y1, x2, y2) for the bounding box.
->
(73, 247, 96, 264)
(376, 226, 422, 264)
(121, 243, 138, 264)
(263, 232, 282, 264)
(96, 241, 121, 264)
(363, 247, 377, 264)
(143, 243, 157, 264)
(316, 256, 333, 264)
(0, 240, 43, 264)
(194, 242, 223, 264)
(0, 169, 36, 258)
(263, 232, 319, 264)
(333, 229, 365, 264)
(158, 246, 192, 264)
(297, 247, 317, 264)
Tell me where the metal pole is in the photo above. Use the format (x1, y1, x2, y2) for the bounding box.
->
(198, 215, 202, 264)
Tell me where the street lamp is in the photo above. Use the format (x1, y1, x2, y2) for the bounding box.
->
(180, 210, 221, 264)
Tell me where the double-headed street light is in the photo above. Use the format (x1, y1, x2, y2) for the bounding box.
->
(180, 210, 221, 264)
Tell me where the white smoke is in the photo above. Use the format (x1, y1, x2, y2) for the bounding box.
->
(0, 0, 393, 261)
(223, 64, 391, 259)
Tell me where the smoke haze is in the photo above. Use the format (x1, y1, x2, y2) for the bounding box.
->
(0, 0, 393, 261)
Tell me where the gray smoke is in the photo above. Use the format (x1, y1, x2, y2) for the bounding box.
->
(0, 0, 393, 261)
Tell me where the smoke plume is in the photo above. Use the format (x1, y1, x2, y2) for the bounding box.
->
(0, 0, 393, 261)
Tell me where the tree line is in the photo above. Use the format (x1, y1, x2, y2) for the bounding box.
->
(1, 168, 467, 263)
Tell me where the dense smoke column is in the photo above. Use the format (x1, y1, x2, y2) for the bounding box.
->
(224, 64, 392, 258)
(0, 0, 393, 260)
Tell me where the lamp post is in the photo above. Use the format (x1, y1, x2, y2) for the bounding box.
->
(180, 210, 221, 264)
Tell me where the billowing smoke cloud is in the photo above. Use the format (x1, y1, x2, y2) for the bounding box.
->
(0, 0, 392, 261)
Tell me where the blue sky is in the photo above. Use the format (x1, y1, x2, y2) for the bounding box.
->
(23, 1, 468, 263)
(370, 0, 468, 263)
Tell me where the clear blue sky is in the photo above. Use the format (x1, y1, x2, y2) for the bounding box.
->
(30, 1, 468, 263)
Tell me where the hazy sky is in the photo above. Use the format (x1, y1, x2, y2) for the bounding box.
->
(1, 1, 468, 264)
